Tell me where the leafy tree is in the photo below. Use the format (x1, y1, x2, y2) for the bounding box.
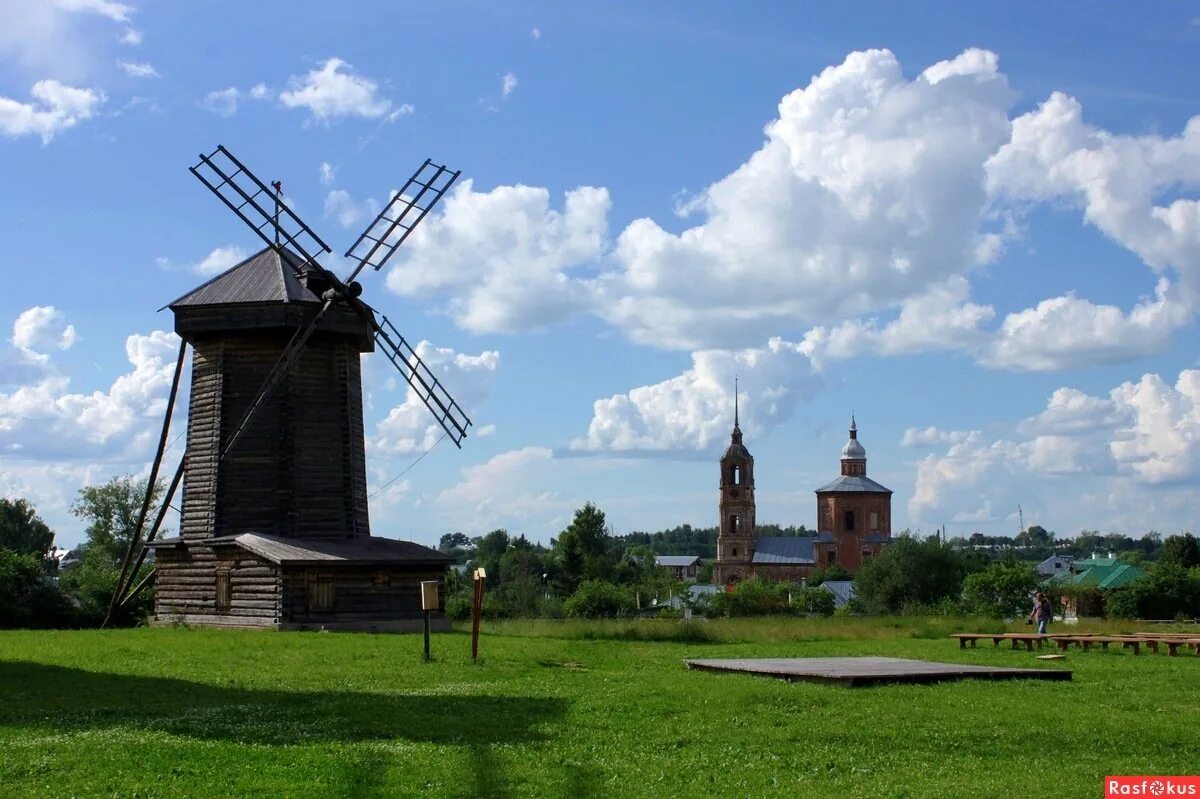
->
(64, 476, 162, 626)
(555, 503, 611, 593)
(962, 563, 1039, 618)
(437, 531, 475, 563)
(708, 579, 834, 617)
(0, 498, 55, 560)
(808, 564, 850, 585)
(854, 536, 967, 614)
(70, 476, 162, 562)
(0, 549, 75, 628)
(562, 580, 635, 618)
(1016, 524, 1053, 548)
(1159, 533, 1200, 570)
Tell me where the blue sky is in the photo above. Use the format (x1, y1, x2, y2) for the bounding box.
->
(2, 1, 1198, 549)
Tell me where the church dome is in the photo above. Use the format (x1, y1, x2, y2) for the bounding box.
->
(841, 438, 866, 459)
(724, 439, 751, 460)
(841, 416, 866, 460)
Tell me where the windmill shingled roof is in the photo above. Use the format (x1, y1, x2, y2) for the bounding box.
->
(148, 533, 450, 565)
(166, 246, 319, 308)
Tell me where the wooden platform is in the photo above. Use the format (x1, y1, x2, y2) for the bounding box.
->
(684, 657, 1072, 687)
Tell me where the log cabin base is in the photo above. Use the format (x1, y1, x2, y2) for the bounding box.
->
(149, 532, 450, 632)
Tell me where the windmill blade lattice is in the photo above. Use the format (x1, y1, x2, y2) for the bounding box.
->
(342, 159, 460, 285)
(190, 145, 332, 267)
(374, 314, 472, 448)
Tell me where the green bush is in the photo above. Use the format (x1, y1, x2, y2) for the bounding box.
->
(563, 580, 636, 618)
(962, 563, 1039, 618)
(854, 536, 968, 614)
(0, 548, 77, 629)
(707, 580, 834, 617)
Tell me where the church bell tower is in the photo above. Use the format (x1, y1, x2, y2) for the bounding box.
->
(714, 382, 756, 584)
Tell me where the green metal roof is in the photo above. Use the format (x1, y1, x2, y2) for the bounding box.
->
(1044, 561, 1146, 590)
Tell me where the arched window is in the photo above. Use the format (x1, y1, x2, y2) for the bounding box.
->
(730, 514, 739, 534)
(869, 511, 879, 531)
(844, 510, 855, 531)
(733, 465, 741, 484)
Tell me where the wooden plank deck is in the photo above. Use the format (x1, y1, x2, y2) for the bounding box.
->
(684, 657, 1072, 687)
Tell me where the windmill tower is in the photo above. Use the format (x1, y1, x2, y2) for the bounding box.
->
(109, 145, 471, 631)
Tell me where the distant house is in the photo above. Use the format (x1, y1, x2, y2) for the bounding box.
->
(1036, 555, 1074, 577)
(1045, 556, 1146, 617)
(819, 580, 856, 609)
(650, 583, 722, 611)
(656, 555, 701, 583)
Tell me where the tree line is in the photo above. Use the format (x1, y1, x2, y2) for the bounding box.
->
(4, 485, 1196, 627)
(1, 478, 157, 628)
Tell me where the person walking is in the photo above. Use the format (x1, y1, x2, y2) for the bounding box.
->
(1028, 591, 1052, 634)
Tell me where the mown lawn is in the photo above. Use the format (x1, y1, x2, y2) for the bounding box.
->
(1, 618, 1197, 798)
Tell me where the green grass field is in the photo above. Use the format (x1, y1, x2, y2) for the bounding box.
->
(2, 618, 1197, 798)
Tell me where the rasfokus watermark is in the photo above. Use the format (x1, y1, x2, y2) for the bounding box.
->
(1106, 777, 1200, 797)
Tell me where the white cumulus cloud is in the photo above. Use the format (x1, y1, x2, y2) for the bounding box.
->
(193, 246, 248, 276)
(118, 60, 158, 78)
(570, 338, 820, 453)
(279, 58, 399, 122)
(373, 342, 500, 455)
(0, 80, 104, 143)
(198, 87, 239, 117)
(384, 181, 610, 333)
(908, 369, 1200, 529)
(11, 306, 77, 363)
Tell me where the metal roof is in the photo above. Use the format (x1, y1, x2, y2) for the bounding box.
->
(166, 246, 320, 309)
(153, 532, 449, 565)
(815, 474, 893, 494)
(655, 555, 700, 567)
(1045, 561, 1146, 590)
(819, 580, 856, 608)
(751, 536, 816, 565)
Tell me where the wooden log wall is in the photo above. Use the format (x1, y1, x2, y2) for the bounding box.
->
(178, 330, 371, 541)
(180, 342, 222, 541)
(282, 567, 445, 624)
(155, 545, 282, 626)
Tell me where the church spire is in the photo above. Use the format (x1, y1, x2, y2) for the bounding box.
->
(734, 376, 740, 432)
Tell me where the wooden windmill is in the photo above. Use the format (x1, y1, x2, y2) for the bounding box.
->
(107, 145, 469, 631)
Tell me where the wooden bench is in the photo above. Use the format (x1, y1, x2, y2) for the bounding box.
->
(951, 633, 1047, 651)
(1050, 635, 1147, 655)
(1131, 634, 1200, 656)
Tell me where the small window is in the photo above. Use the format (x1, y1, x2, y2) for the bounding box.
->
(307, 573, 335, 612)
(732, 547, 738, 557)
(215, 570, 231, 613)
(861, 548, 872, 560)
(869, 511, 879, 530)
(825, 549, 837, 566)
(844, 510, 855, 531)
(373, 571, 390, 589)
(730, 515, 739, 534)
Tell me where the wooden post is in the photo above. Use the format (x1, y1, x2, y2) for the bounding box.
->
(420, 580, 438, 663)
(471, 567, 486, 662)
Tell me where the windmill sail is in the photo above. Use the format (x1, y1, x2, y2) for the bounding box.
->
(190, 145, 331, 266)
(374, 314, 472, 448)
(189, 144, 468, 459)
(342, 159, 460, 284)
